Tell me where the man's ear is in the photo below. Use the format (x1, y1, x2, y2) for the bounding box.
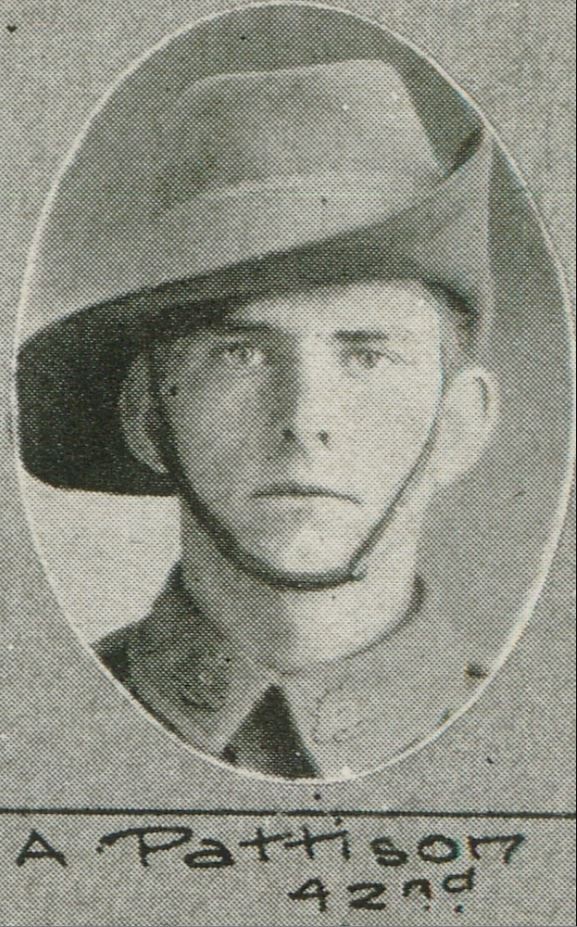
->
(431, 365, 499, 487)
(118, 355, 168, 475)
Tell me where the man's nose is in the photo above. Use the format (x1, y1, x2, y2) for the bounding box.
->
(272, 345, 338, 450)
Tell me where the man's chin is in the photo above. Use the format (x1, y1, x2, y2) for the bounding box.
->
(230, 533, 363, 589)
(182, 491, 364, 589)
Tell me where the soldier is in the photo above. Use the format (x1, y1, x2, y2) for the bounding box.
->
(18, 57, 498, 780)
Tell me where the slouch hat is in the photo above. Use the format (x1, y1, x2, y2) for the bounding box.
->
(17, 57, 493, 494)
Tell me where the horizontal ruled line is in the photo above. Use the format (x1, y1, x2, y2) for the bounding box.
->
(0, 808, 573, 821)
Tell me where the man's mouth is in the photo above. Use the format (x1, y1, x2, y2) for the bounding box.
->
(252, 482, 361, 505)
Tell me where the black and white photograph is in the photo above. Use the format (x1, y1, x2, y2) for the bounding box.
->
(1, 2, 575, 924)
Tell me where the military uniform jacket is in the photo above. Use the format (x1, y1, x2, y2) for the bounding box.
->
(95, 565, 487, 780)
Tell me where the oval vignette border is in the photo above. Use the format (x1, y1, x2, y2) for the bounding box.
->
(10, 0, 576, 786)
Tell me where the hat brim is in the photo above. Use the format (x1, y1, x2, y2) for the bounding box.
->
(17, 136, 492, 495)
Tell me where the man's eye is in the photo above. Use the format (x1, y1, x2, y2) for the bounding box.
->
(347, 348, 403, 369)
(218, 343, 265, 368)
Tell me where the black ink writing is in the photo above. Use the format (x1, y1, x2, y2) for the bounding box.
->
(288, 877, 330, 913)
(468, 833, 525, 864)
(371, 836, 409, 866)
(183, 839, 234, 869)
(417, 833, 460, 863)
(16, 830, 66, 867)
(403, 878, 433, 901)
(284, 825, 351, 861)
(443, 867, 476, 894)
(96, 826, 192, 867)
(239, 827, 293, 862)
(348, 881, 387, 910)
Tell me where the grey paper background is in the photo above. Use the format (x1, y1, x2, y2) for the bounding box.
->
(0, 2, 575, 926)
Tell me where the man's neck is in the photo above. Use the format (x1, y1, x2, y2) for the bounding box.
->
(180, 506, 421, 673)
(182, 507, 424, 672)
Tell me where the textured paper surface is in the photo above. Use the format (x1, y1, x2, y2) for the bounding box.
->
(0, 1, 575, 925)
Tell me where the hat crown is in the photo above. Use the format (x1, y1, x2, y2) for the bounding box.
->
(159, 59, 445, 208)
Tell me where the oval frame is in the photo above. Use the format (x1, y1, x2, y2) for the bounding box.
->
(13, 0, 575, 784)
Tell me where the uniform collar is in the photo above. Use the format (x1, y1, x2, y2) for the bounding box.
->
(127, 564, 486, 778)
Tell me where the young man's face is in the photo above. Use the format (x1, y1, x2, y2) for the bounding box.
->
(153, 280, 446, 583)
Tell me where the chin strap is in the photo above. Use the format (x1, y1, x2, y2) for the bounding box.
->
(144, 345, 441, 591)
(346, 414, 440, 582)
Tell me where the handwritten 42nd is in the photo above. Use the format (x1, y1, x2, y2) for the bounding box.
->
(13, 822, 524, 913)
(284, 830, 524, 913)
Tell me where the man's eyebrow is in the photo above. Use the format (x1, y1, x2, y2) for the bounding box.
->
(334, 330, 390, 343)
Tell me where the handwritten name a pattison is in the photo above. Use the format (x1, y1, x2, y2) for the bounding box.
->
(6, 819, 524, 912)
